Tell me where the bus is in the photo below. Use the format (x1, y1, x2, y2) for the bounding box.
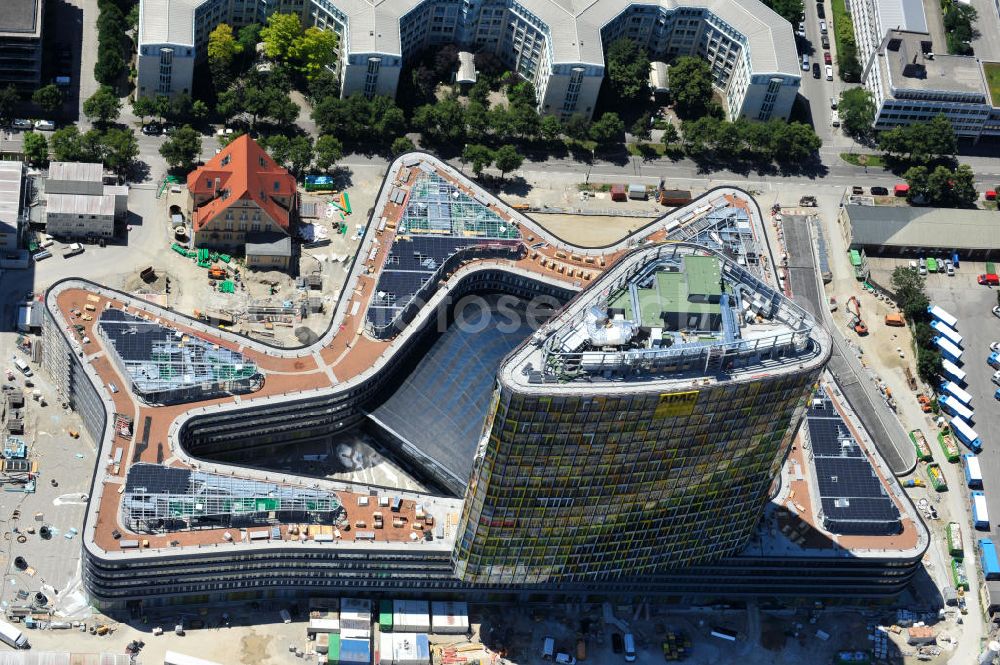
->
(927, 305, 958, 329)
(951, 416, 982, 453)
(941, 381, 973, 405)
(941, 358, 967, 384)
(946, 522, 963, 557)
(973, 491, 990, 530)
(964, 454, 983, 489)
(934, 336, 962, 361)
(939, 395, 974, 421)
(930, 319, 963, 346)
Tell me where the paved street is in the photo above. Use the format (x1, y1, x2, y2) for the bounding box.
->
(782, 213, 916, 475)
(972, 0, 1000, 61)
(77, 0, 100, 126)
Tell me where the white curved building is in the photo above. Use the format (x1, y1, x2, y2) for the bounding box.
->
(139, 0, 800, 120)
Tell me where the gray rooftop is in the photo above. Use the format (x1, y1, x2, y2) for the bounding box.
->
(880, 31, 987, 97)
(334, 0, 799, 75)
(139, 0, 199, 46)
(246, 233, 292, 256)
(844, 204, 1000, 250)
(875, 0, 927, 35)
(49, 161, 104, 184)
(0, 161, 23, 234)
(47, 193, 116, 217)
(0, 0, 42, 37)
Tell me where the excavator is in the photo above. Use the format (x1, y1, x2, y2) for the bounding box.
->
(846, 296, 868, 335)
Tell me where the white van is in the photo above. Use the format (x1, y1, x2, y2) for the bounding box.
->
(623, 633, 636, 662)
(0, 619, 29, 648)
(542, 636, 555, 660)
(13, 358, 32, 377)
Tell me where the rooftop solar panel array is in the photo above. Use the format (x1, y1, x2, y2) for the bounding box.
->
(806, 388, 901, 536)
(367, 171, 523, 334)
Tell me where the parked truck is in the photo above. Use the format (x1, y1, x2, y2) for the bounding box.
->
(973, 491, 990, 530)
(980, 539, 1000, 580)
(0, 620, 29, 649)
(964, 453, 984, 489)
(63, 243, 84, 258)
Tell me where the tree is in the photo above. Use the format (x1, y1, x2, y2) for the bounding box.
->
(94, 47, 125, 86)
(921, 115, 958, 161)
(208, 23, 242, 92)
(153, 95, 172, 123)
(261, 134, 291, 164)
(50, 125, 86, 162)
(681, 116, 721, 155)
(22, 131, 48, 166)
(670, 56, 714, 119)
(890, 266, 929, 322)
(315, 135, 343, 170)
(492, 144, 523, 179)
(630, 112, 652, 141)
(917, 348, 942, 383)
(540, 114, 563, 142)
(838, 88, 875, 140)
(606, 38, 650, 100)
(287, 135, 314, 176)
(905, 163, 977, 207)
(462, 144, 493, 177)
(773, 122, 821, 163)
(101, 127, 139, 175)
(507, 102, 540, 140)
(588, 112, 625, 146)
(0, 85, 18, 122)
(661, 122, 679, 146)
(83, 86, 122, 125)
(879, 115, 956, 164)
(760, 0, 804, 24)
(32, 84, 63, 114)
(260, 13, 303, 60)
(464, 101, 490, 137)
(413, 99, 466, 144)
(312, 93, 405, 145)
(289, 27, 338, 81)
(563, 114, 590, 141)
(159, 125, 202, 171)
(238, 23, 262, 53)
(308, 69, 340, 103)
(132, 96, 155, 124)
(390, 136, 415, 156)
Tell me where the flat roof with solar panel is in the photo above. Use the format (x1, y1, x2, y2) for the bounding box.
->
(97, 308, 263, 404)
(806, 388, 902, 536)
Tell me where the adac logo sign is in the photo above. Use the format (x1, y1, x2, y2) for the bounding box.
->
(654, 390, 699, 418)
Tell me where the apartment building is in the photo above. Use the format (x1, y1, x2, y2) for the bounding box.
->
(0, 0, 43, 92)
(187, 134, 296, 255)
(138, 0, 800, 119)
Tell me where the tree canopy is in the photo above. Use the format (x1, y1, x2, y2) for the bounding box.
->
(879, 115, 957, 164)
(903, 163, 977, 207)
(606, 38, 650, 100)
(208, 23, 242, 91)
(0, 86, 18, 122)
(838, 88, 875, 140)
(759, 0, 804, 25)
(260, 13, 337, 82)
(492, 144, 524, 178)
(32, 85, 64, 114)
(589, 112, 625, 146)
(159, 125, 202, 172)
(669, 57, 715, 119)
(22, 131, 48, 166)
(83, 86, 122, 125)
(312, 93, 406, 145)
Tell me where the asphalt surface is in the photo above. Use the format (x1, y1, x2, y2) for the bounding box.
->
(922, 280, 1000, 538)
(782, 214, 917, 475)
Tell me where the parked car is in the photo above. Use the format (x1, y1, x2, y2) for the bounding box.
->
(555, 654, 576, 665)
(825, 65, 833, 80)
(813, 63, 821, 78)
(994, 305, 1000, 318)
(140, 123, 162, 136)
(990, 342, 1000, 352)
(799, 195, 817, 206)
(819, 20, 828, 34)
(937, 257, 946, 273)
(797, 21, 806, 37)
(830, 111, 840, 127)
(824, 52, 832, 64)
(32, 250, 51, 262)
(12, 119, 32, 130)
(821, 34, 830, 49)
(979, 273, 999, 286)
(802, 54, 810, 71)
(33, 120, 55, 131)
(817, 2, 825, 18)
(945, 259, 955, 276)
(918, 258, 927, 275)
(993, 369, 1000, 385)
(870, 186, 889, 196)
(830, 96, 838, 109)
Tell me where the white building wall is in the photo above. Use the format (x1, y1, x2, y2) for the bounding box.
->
(136, 44, 197, 99)
(45, 212, 115, 238)
(737, 75, 799, 121)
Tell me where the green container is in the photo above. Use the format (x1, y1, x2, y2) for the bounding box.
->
(328, 634, 340, 664)
(379, 599, 393, 630)
(219, 254, 231, 263)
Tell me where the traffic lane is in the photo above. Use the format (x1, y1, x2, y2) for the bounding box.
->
(924, 281, 1000, 538)
(782, 214, 915, 474)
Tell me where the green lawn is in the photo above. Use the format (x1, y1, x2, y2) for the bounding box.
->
(840, 153, 886, 168)
(984, 62, 1000, 107)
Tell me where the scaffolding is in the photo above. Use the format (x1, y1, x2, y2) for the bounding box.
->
(398, 173, 519, 240)
(97, 308, 263, 405)
(121, 463, 345, 533)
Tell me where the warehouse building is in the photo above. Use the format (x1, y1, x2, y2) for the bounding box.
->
(44, 162, 128, 239)
(0, 161, 27, 252)
(839, 204, 1000, 261)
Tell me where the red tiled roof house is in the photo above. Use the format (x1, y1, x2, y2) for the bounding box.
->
(187, 135, 296, 264)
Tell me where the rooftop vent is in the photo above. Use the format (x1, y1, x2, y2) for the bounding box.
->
(887, 38, 902, 51)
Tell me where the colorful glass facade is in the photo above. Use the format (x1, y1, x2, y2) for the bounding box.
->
(453, 370, 820, 584)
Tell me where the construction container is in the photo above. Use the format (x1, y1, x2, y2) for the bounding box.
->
(393, 600, 430, 633)
(884, 313, 904, 326)
(379, 600, 393, 631)
(380, 633, 430, 665)
(658, 189, 692, 206)
(610, 185, 627, 201)
(627, 184, 646, 200)
(430, 601, 469, 634)
(339, 638, 371, 664)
